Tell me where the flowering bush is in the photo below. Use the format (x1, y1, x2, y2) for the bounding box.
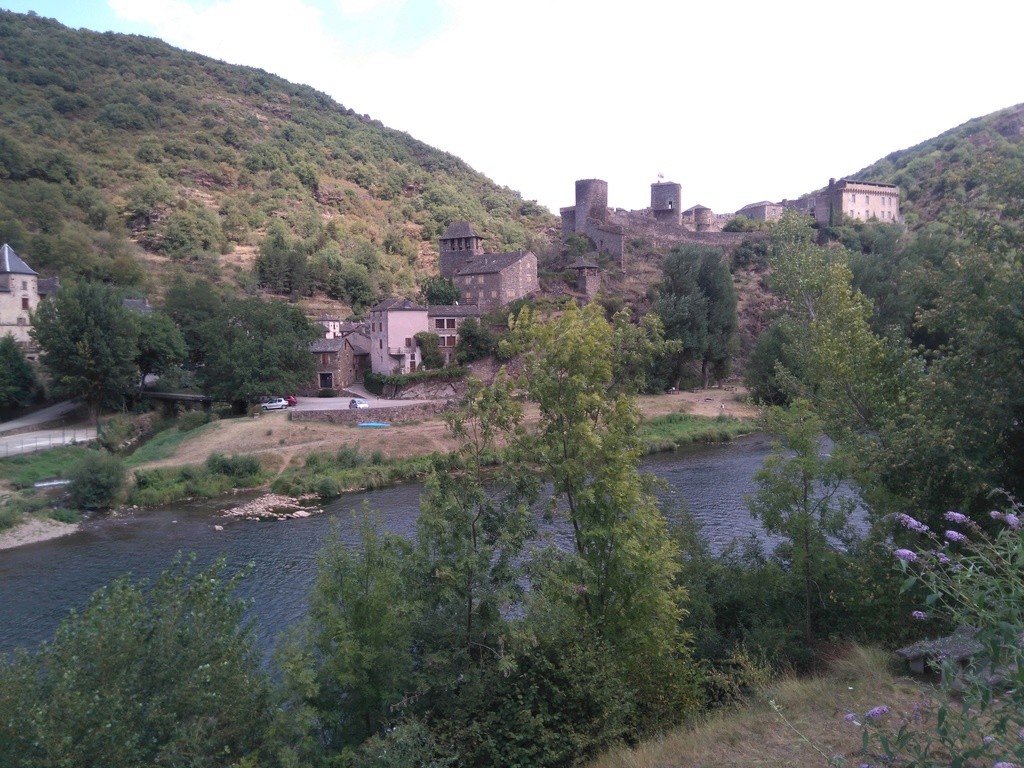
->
(856, 499, 1024, 767)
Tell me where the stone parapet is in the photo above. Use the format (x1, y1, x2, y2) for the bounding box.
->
(289, 401, 448, 426)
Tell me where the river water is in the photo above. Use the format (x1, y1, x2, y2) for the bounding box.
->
(1, 434, 799, 658)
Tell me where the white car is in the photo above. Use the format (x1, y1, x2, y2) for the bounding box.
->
(349, 398, 369, 409)
(262, 397, 289, 411)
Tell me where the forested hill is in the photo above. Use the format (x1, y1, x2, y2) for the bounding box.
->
(0, 9, 556, 309)
(849, 102, 1024, 246)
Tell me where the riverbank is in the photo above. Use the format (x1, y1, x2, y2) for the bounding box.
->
(0, 387, 760, 549)
(0, 515, 78, 550)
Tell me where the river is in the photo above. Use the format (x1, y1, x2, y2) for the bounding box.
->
(0, 433, 815, 658)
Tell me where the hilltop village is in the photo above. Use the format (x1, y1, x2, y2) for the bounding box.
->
(2, 175, 901, 394)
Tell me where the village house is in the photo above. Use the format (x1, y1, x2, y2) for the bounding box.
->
(0, 244, 57, 358)
(308, 321, 369, 392)
(366, 298, 480, 375)
(438, 221, 539, 313)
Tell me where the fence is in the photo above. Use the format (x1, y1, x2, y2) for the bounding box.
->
(0, 429, 97, 458)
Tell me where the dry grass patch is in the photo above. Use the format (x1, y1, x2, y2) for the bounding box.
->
(589, 646, 929, 768)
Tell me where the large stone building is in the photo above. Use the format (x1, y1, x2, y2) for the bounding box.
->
(811, 178, 902, 226)
(559, 179, 625, 261)
(0, 244, 57, 355)
(437, 222, 539, 313)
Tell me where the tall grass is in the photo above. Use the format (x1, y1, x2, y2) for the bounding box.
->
(271, 447, 444, 498)
(638, 413, 754, 453)
(0, 445, 93, 489)
(587, 645, 923, 768)
(128, 452, 265, 507)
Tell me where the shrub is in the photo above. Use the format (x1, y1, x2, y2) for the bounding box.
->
(205, 453, 262, 481)
(318, 388, 337, 398)
(67, 451, 126, 510)
(177, 410, 211, 432)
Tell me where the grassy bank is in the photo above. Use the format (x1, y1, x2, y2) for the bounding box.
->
(638, 412, 756, 453)
(588, 645, 926, 768)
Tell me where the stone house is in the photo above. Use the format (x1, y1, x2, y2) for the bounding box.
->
(736, 200, 786, 222)
(438, 221, 539, 313)
(0, 244, 57, 358)
(308, 322, 369, 392)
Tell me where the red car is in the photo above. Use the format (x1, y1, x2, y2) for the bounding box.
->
(285, 394, 297, 407)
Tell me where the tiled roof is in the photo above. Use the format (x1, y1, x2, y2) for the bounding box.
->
(348, 333, 371, 355)
(309, 338, 347, 353)
(428, 304, 480, 317)
(456, 251, 532, 276)
(370, 297, 427, 312)
(440, 221, 481, 240)
(37, 277, 59, 296)
(0, 244, 37, 276)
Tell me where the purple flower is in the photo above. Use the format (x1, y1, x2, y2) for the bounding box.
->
(1019, 726, 1024, 742)
(943, 511, 970, 525)
(990, 509, 1003, 520)
(865, 705, 890, 719)
(911, 611, 928, 621)
(933, 550, 951, 564)
(1006, 513, 1021, 530)
(945, 530, 968, 543)
(983, 735, 995, 745)
(844, 712, 858, 722)
(992, 762, 1019, 768)
(896, 513, 929, 533)
(894, 549, 918, 562)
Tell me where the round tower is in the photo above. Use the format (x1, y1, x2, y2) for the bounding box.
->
(651, 182, 682, 225)
(575, 179, 608, 223)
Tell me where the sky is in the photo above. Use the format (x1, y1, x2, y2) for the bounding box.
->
(3, 0, 1023, 215)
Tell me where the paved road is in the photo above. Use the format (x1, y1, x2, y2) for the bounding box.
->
(0, 400, 82, 436)
(0, 427, 97, 458)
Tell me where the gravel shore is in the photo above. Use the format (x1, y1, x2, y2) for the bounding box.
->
(0, 517, 79, 551)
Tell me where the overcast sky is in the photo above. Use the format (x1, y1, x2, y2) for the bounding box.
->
(4, 1, 1022, 214)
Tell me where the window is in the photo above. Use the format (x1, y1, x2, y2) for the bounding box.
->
(435, 319, 445, 329)
(851, 194, 856, 203)
(446, 318, 456, 328)
(405, 337, 412, 348)
(379, 340, 382, 349)
(21, 281, 27, 290)
(21, 297, 29, 310)
(865, 195, 870, 205)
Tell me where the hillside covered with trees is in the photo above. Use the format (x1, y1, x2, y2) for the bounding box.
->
(0, 9, 556, 313)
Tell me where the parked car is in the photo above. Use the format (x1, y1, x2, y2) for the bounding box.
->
(285, 394, 297, 406)
(349, 398, 369, 409)
(262, 397, 289, 411)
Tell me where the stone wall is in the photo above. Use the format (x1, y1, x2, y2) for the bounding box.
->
(289, 401, 448, 426)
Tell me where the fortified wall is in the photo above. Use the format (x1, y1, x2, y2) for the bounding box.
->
(560, 179, 745, 265)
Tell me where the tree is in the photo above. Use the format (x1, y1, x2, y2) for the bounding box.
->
(0, 335, 42, 410)
(748, 400, 856, 645)
(196, 298, 318, 407)
(133, 310, 186, 388)
(453, 316, 495, 364)
(279, 516, 416, 751)
(0, 557, 285, 768)
(506, 302, 700, 730)
(30, 281, 139, 422)
(414, 331, 444, 370)
(163, 275, 223, 368)
(419, 276, 460, 306)
(507, 304, 688, 656)
(651, 244, 738, 388)
(66, 451, 125, 510)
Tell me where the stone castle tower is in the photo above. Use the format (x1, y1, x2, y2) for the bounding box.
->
(651, 181, 682, 225)
(438, 221, 485, 279)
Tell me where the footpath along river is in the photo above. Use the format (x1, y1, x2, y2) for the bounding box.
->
(0, 434, 862, 658)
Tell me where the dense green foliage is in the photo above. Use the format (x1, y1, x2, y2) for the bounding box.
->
(0, 335, 42, 411)
(196, 297, 319, 405)
(30, 280, 140, 420)
(0, 558, 285, 767)
(0, 10, 555, 304)
(650, 244, 738, 388)
(66, 450, 126, 509)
